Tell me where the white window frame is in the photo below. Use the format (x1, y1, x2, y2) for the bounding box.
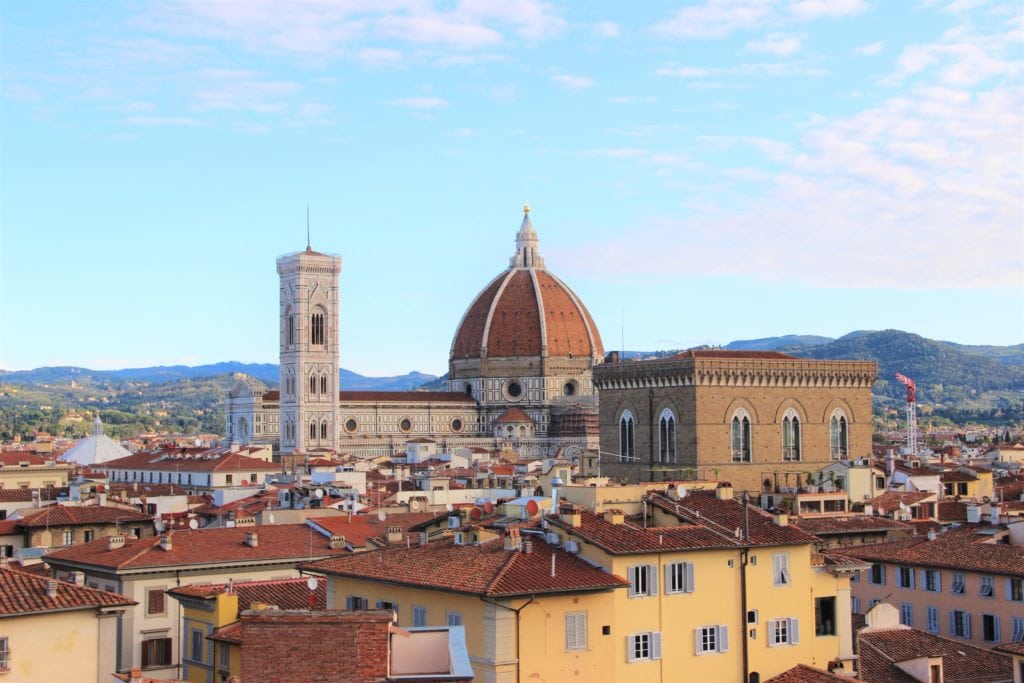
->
(896, 566, 915, 589)
(1008, 577, 1023, 602)
(922, 569, 940, 592)
(658, 408, 677, 463)
(446, 611, 462, 627)
(627, 632, 662, 663)
(565, 611, 587, 651)
(950, 572, 965, 594)
(627, 564, 658, 598)
(1011, 616, 1024, 642)
(773, 553, 791, 587)
(619, 410, 636, 461)
(665, 562, 695, 595)
(979, 575, 995, 598)
(781, 408, 801, 462)
(768, 618, 800, 647)
(695, 625, 729, 655)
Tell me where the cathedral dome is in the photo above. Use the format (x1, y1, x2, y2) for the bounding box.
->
(450, 207, 604, 362)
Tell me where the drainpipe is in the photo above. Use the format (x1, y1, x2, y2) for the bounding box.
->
(480, 595, 534, 683)
(740, 491, 750, 683)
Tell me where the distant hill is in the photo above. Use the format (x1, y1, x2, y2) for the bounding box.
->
(725, 335, 834, 351)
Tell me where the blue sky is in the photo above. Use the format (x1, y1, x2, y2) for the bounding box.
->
(1, 0, 1021, 377)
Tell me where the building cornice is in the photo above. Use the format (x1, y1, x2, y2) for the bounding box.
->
(593, 358, 877, 391)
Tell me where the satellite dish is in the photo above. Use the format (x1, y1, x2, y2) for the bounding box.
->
(377, 510, 387, 521)
(445, 503, 454, 512)
(268, 512, 276, 524)
(470, 507, 483, 521)
(483, 501, 494, 514)
(154, 519, 164, 533)
(677, 488, 688, 499)
(306, 577, 318, 591)
(526, 499, 540, 516)
(188, 519, 199, 530)
(315, 489, 325, 499)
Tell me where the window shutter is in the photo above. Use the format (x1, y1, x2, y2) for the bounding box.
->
(964, 613, 971, 639)
(694, 628, 704, 655)
(346, 596, 354, 610)
(936, 573, 941, 592)
(141, 642, 150, 669)
(909, 570, 915, 589)
(148, 589, 164, 615)
(627, 635, 637, 663)
(718, 626, 729, 653)
(949, 611, 956, 634)
(627, 566, 636, 598)
(994, 616, 1001, 642)
(566, 615, 575, 649)
(773, 554, 782, 582)
(651, 632, 662, 660)
(686, 563, 695, 593)
(790, 618, 800, 644)
(648, 565, 658, 596)
(1007, 579, 1014, 600)
(767, 620, 778, 647)
(376, 600, 384, 608)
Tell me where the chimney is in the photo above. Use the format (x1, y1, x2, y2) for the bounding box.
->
(966, 505, 981, 524)
(98, 491, 107, 507)
(417, 532, 428, 547)
(129, 669, 144, 683)
(504, 528, 522, 551)
(71, 571, 85, 586)
(603, 509, 625, 525)
(886, 449, 895, 476)
(927, 530, 937, 541)
(560, 504, 581, 528)
(46, 579, 58, 598)
(108, 535, 126, 551)
(521, 539, 533, 554)
(773, 513, 789, 527)
(329, 535, 346, 550)
(244, 532, 259, 548)
(158, 533, 172, 551)
(386, 526, 403, 544)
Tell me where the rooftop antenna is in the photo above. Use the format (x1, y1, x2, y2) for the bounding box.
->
(306, 206, 311, 250)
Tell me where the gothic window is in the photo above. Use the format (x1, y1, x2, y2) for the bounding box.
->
(658, 408, 676, 463)
(830, 410, 849, 460)
(311, 311, 325, 346)
(309, 422, 317, 441)
(321, 374, 328, 395)
(321, 421, 328, 440)
(782, 409, 801, 461)
(731, 409, 752, 462)
(310, 376, 317, 395)
(286, 309, 295, 346)
(619, 410, 636, 461)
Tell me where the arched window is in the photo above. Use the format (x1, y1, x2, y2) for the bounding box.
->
(286, 308, 295, 346)
(321, 421, 328, 440)
(619, 410, 635, 461)
(658, 408, 676, 463)
(311, 311, 325, 346)
(731, 409, 751, 462)
(310, 376, 317, 395)
(830, 410, 849, 460)
(321, 375, 328, 395)
(782, 409, 801, 461)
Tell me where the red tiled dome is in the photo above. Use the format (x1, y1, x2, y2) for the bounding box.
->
(451, 211, 603, 361)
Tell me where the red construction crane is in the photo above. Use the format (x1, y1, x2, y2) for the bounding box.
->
(895, 372, 918, 455)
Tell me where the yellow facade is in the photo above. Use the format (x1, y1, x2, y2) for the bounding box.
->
(0, 608, 118, 682)
(0, 462, 68, 490)
(177, 592, 240, 683)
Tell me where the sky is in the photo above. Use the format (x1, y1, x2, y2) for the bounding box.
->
(1, 0, 1021, 378)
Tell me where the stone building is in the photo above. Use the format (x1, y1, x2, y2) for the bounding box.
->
(592, 350, 877, 492)
(226, 207, 603, 459)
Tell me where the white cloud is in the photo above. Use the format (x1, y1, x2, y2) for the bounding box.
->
(125, 116, 201, 127)
(356, 47, 403, 66)
(746, 33, 804, 56)
(190, 70, 300, 113)
(657, 61, 826, 79)
(593, 21, 621, 38)
(652, 1, 772, 39)
(853, 41, 884, 56)
(552, 74, 595, 90)
(387, 96, 448, 108)
(788, 0, 867, 20)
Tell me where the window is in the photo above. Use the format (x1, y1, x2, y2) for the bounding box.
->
(851, 597, 861, 614)
(225, 474, 233, 485)
(310, 376, 317, 395)
(413, 606, 427, 628)
(950, 573, 965, 594)
(345, 596, 368, 610)
(400, 418, 412, 433)
(782, 410, 801, 461)
(320, 375, 328, 394)
(900, 603, 914, 627)
(191, 629, 204, 662)
(665, 562, 695, 594)
(147, 588, 166, 616)
(815, 597, 836, 635)
(980, 575, 995, 598)
(565, 611, 587, 651)
(768, 618, 799, 647)
(957, 482, 968, 496)
(949, 610, 970, 638)
(131, 527, 141, 539)
(627, 632, 662, 662)
(62, 530, 73, 546)
(320, 421, 328, 440)
(0, 637, 8, 673)
(141, 637, 172, 669)
(82, 530, 94, 543)
(309, 422, 316, 440)
(773, 553, 791, 587)
(897, 566, 915, 589)
(658, 409, 676, 463)
(923, 569, 941, 592)
(446, 611, 462, 626)
(628, 564, 658, 598)
(982, 614, 1000, 642)
(619, 410, 635, 461)
(869, 564, 886, 585)
(696, 625, 728, 654)
(1012, 616, 1024, 642)
(287, 313, 295, 346)
(926, 606, 939, 634)
(829, 410, 848, 459)
(1009, 578, 1023, 602)
(311, 311, 324, 346)
(731, 410, 751, 462)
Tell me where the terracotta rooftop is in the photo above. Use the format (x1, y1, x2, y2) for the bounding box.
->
(765, 664, 864, 683)
(167, 576, 327, 611)
(0, 567, 134, 616)
(262, 390, 280, 401)
(0, 453, 61, 467)
(869, 491, 934, 510)
(494, 407, 534, 424)
(44, 523, 350, 571)
(306, 512, 443, 548)
(100, 448, 280, 473)
(842, 530, 1024, 576)
(0, 487, 62, 503)
(940, 471, 979, 482)
(106, 483, 190, 498)
(17, 505, 153, 528)
(302, 536, 628, 598)
(791, 516, 913, 535)
(858, 627, 1013, 683)
(208, 620, 243, 644)
(936, 501, 968, 521)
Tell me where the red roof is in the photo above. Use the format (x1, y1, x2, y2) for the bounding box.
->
(100, 448, 279, 473)
(843, 529, 1024, 576)
(0, 487, 61, 503)
(307, 513, 441, 547)
(303, 536, 627, 598)
(0, 453, 60, 466)
(765, 664, 864, 682)
(791, 516, 913, 535)
(494, 407, 533, 424)
(167, 577, 327, 610)
(858, 627, 1012, 682)
(17, 506, 153, 528)
(0, 567, 134, 616)
(44, 524, 349, 570)
(869, 491, 934, 510)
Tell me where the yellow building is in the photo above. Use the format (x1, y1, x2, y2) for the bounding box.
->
(304, 485, 866, 683)
(0, 453, 69, 490)
(166, 577, 326, 683)
(0, 568, 134, 682)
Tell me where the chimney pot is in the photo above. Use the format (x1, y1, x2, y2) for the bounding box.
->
(46, 579, 58, 598)
(245, 532, 259, 548)
(521, 539, 533, 554)
(158, 533, 172, 551)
